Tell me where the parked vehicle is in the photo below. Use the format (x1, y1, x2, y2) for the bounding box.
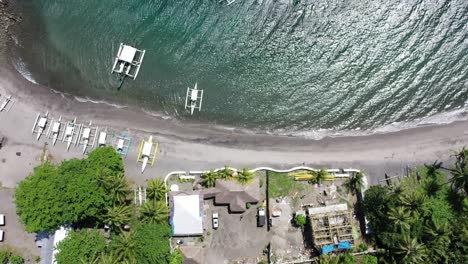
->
(212, 212, 219, 229)
(258, 207, 266, 227)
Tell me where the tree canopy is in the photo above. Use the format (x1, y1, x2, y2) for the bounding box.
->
(134, 223, 172, 264)
(55, 229, 107, 264)
(363, 164, 468, 263)
(15, 147, 125, 232)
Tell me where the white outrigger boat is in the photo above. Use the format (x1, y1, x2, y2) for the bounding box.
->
(97, 128, 108, 147)
(62, 118, 79, 150)
(77, 121, 98, 154)
(32, 112, 49, 141)
(47, 116, 62, 145)
(111, 43, 145, 86)
(184, 83, 204, 115)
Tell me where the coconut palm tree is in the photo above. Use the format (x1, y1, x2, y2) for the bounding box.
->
(102, 204, 132, 232)
(98, 252, 121, 264)
(343, 172, 364, 196)
(318, 254, 341, 264)
(394, 235, 428, 263)
(147, 178, 167, 201)
(201, 170, 218, 187)
(111, 231, 136, 263)
(388, 206, 411, 231)
(449, 154, 468, 196)
(399, 191, 427, 218)
(436, 148, 468, 196)
(237, 167, 254, 185)
(315, 168, 328, 185)
(218, 165, 234, 180)
(423, 220, 451, 263)
(140, 201, 169, 224)
(98, 171, 130, 205)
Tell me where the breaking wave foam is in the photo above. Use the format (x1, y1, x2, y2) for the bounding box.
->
(14, 58, 38, 85)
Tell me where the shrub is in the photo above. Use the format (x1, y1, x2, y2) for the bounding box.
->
(362, 255, 378, 264)
(134, 223, 172, 264)
(357, 243, 369, 252)
(9, 255, 24, 264)
(0, 250, 11, 264)
(55, 229, 106, 264)
(294, 214, 307, 227)
(169, 248, 184, 264)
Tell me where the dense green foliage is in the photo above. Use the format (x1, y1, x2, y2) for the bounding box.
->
(169, 248, 184, 264)
(140, 201, 169, 224)
(201, 167, 256, 187)
(363, 162, 468, 263)
(361, 255, 378, 264)
(343, 172, 364, 196)
(147, 178, 167, 201)
(237, 167, 255, 185)
(55, 229, 107, 264)
(201, 170, 218, 187)
(0, 250, 10, 264)
(294, 214, 307, 227)
(108, 231, 137, 263)
(15, 147, 126, 232)
(134, 223, 172, 264)
(318, 253, 355, 264)
(8, 255, 24, 264)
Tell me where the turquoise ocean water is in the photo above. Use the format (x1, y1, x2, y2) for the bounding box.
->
(9, 0, 468, 136)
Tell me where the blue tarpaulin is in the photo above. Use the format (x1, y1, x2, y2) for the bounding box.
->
(322, 244, 334, 254)
(338, 241, 351, 249)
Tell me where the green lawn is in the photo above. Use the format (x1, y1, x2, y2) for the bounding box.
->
(269, 171, 310, 198)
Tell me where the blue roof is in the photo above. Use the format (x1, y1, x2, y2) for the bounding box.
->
(322, 244, 334, 254)
(338, 241, 351, 249)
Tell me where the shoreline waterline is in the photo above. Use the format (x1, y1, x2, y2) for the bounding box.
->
(12, 58, 468, 141)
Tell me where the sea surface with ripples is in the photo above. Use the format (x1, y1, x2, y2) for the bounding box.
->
(9, 0, 468, 136)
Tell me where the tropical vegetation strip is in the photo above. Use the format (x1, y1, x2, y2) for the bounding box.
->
(9, 146, 468, 263)
(14, 147, 180, 264)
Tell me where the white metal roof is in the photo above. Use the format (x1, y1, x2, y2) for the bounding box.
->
(119, 45, 137, 63)
(172, 195, 203, 236)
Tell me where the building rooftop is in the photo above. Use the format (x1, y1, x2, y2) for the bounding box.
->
(170, 194, 203, 236)
(201, 178, 261, 213)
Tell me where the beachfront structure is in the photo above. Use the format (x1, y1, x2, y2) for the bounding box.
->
(77, 121, 98, 154)
(46, 116, 62, 145)
(62, 118, 80, 150)
(32, 112, 49, 141)
(169, 194, 203, 236)
(308, 203, 354, 252)
(111, 43, 146, 80)
(201, 178, 261, 213)
(184, 83, 203, 115)
(137, 136, 159, 173)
